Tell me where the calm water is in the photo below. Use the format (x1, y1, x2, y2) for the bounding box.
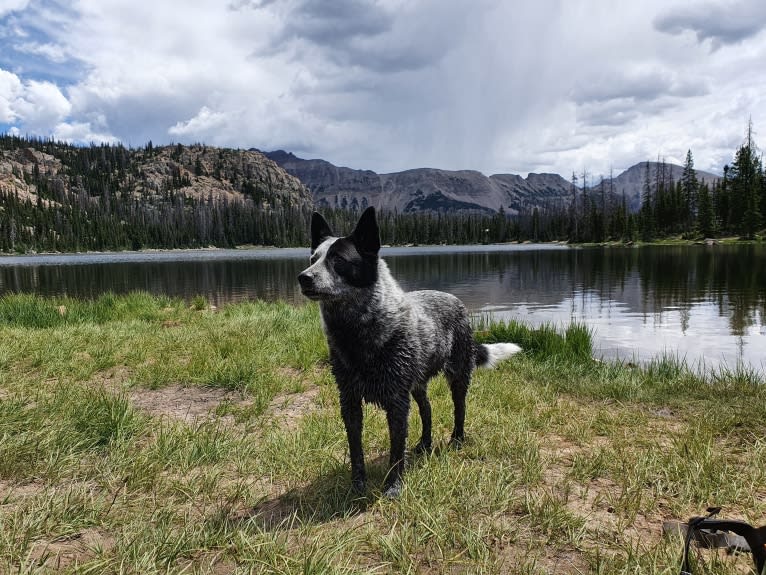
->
(1, 244, 764, 372)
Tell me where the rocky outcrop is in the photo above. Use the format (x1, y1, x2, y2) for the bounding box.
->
(0, 148, 64, 205)
(135, 145, 309, 206)
(0, 143, 312, 210)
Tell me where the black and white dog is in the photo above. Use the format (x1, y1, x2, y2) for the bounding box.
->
(298, 207, 520, 497)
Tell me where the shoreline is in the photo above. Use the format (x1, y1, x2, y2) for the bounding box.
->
(0, 235, 762, 258)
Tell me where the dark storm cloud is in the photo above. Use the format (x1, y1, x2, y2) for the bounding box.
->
(572, 67, 708, 105)
(654, 1, 766, 48)
(252, 0, 457, 73)
(227, 0, 280, 9)
(280, 0, 393, 45)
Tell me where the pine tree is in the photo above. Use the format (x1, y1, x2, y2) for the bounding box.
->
(569, 171, 578, 241)
(640, 161, 655, 240)
(681, 149, 698, 234)
(697, 182, 715, 238)
(729, 121, 762, 239)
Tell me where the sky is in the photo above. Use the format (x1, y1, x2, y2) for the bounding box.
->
(1, 0, 765, 178)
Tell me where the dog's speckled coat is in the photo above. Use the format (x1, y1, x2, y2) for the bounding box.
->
(298, 207, 520, 497)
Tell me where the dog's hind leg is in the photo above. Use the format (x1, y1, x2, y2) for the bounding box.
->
(383, 396, 410, 498)
(446, 374, 470, 447)
(411, 386, 432, 455)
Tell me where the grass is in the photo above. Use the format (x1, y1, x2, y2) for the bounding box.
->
(0, 293, 764, 574)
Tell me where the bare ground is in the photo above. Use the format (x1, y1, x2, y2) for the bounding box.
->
(27, 529, 115, 571)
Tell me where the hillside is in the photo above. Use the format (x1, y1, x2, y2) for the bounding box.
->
(0, 137, 313, 252)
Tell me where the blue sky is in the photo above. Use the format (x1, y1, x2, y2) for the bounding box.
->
(2, 0, 766, 177)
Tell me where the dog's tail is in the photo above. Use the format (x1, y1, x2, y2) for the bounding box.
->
(475, 342, 522, 369)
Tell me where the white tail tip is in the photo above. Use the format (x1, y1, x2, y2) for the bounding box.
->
(481, 342, 522, 368)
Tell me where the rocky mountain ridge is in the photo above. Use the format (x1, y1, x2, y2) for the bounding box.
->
(264, 150, 721, 214)
(264, 150, 572, 214)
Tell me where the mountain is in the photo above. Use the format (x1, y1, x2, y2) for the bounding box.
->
(264, 150, 572, 214)
(264, 151, 721, 214)
(603, 161, 721, 212)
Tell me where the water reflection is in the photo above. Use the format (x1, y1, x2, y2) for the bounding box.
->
(0, 245, 763, 370)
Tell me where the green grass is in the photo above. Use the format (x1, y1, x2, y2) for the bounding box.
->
(0, 293, 764, 574)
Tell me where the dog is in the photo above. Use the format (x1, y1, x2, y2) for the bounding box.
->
(298, 207, 521, 497)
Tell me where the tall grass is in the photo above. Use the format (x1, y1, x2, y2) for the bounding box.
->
(474, 316, 594, 362)
(0, 291, 181, 328)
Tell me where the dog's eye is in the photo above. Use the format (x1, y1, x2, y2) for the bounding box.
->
(331, 254, 347, 268)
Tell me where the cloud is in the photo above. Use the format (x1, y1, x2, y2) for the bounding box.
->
(13, 40, 68, 63)
(654, 0, 766, 49)
(0, 0, 30, 18)
(279, 0, 393, 47)
(52, 120, 118, 144)
(12, 77, 70, 129)
(0, 68, 22, 121)
(0, 68, 71, 131)
(169, 106, 228, 138)
(572, 65, 709, 104)
(249, 0, 466, 74)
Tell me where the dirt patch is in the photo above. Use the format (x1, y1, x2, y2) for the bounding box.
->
(27, 528, 114, 571)
(129, 385, 250, 424)
(263, 386, 322, 431)
(493, 521, 589, 575)
(89, 365, 133, 393)
(94, 363, 322, 430)
(276, 366, 304, 380)
(530, 413, 693, 566)
(178, 554, 237, 575)
(534, 545, 590, 574)
(0, 479, 45, 505)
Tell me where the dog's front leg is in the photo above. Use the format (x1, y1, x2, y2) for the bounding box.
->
(383, 395, 410, 498)
(340, 394, 366, 493)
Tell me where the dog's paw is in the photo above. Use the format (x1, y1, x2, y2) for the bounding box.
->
(382, 479, 402, 499)
(413, 441, 433, 456)
(448, 435, 465, 450)
(351, 478, 367, 494)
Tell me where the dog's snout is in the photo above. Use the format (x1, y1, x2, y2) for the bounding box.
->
(298, 272, 313, 290)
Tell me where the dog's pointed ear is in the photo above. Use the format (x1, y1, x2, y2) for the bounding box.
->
(351, 206, 380, 257)
(311, 212, 334, 252)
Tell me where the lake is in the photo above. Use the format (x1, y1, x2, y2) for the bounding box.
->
(1, 244, 764, 373)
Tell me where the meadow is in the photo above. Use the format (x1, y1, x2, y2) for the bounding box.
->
(0, 293, 764, 574)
